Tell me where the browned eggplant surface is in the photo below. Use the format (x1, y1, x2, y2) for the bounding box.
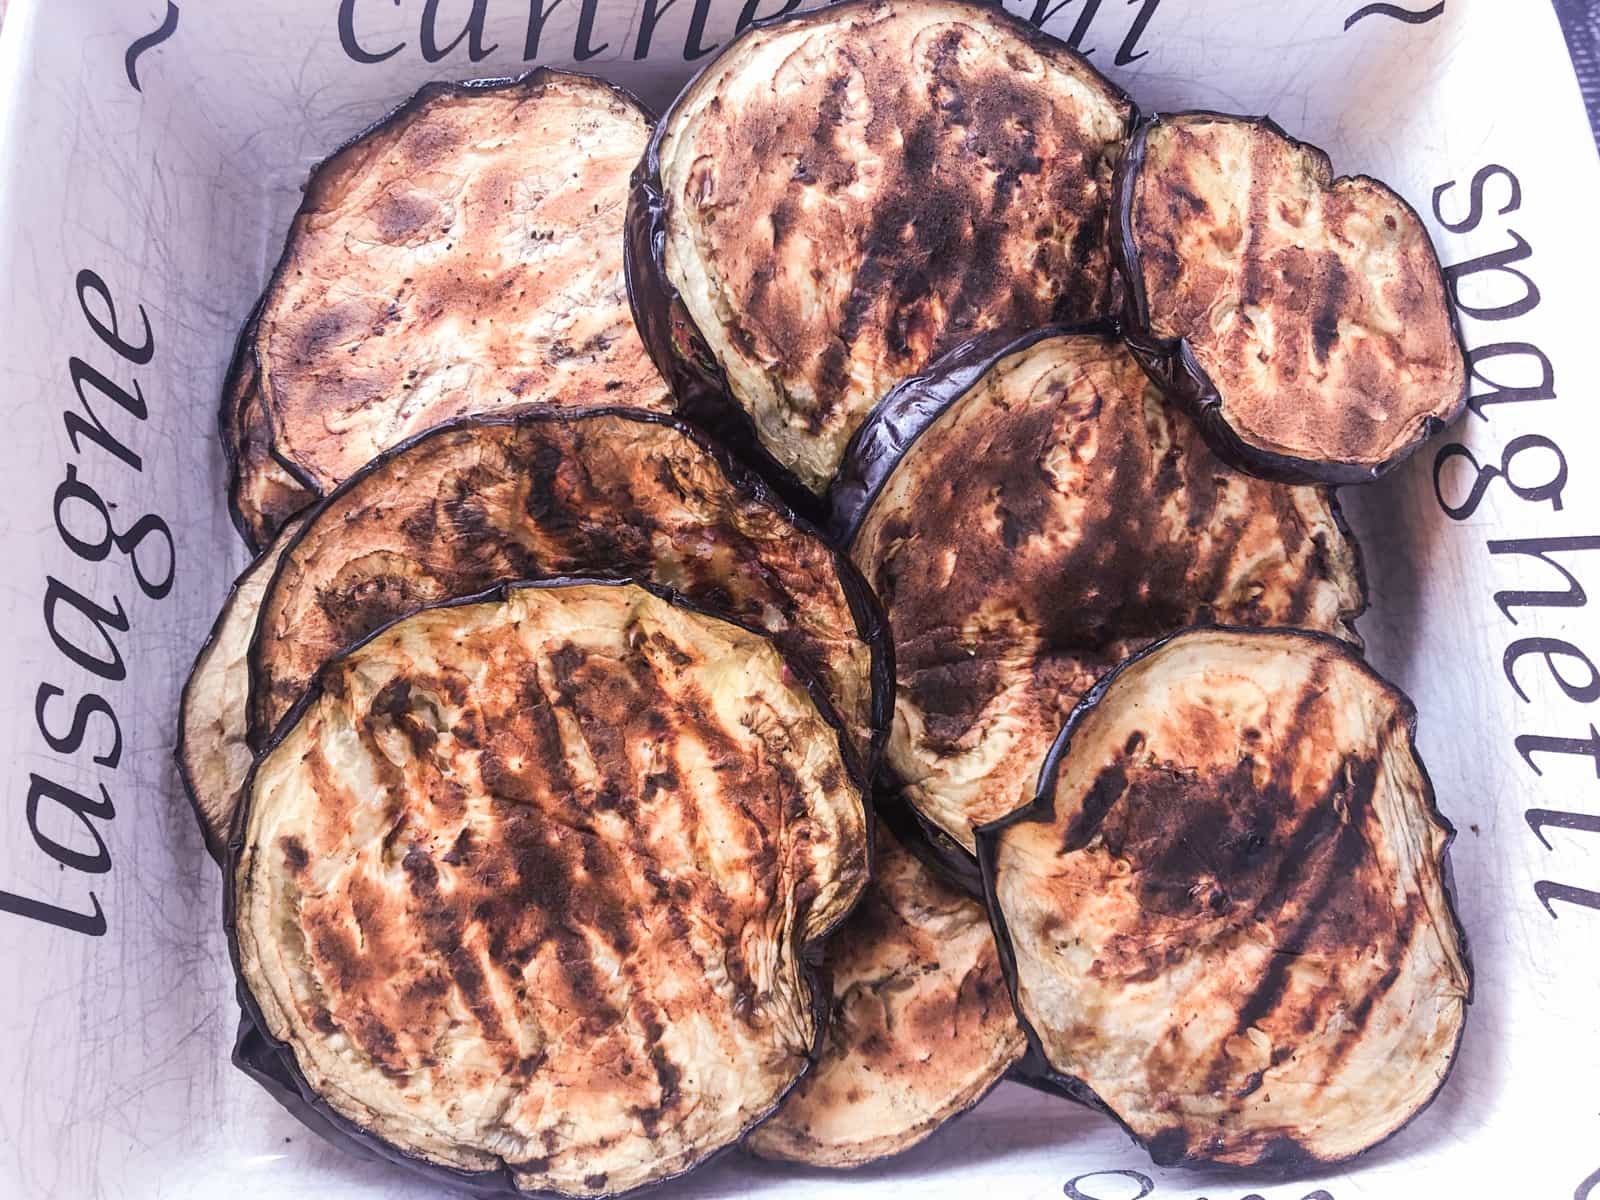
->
(232, 582, 870, 1197)
(1119, 113, 1467, 482)
(981, 627, 1470, 1168)
(253, 70, 670, 493)
(184, 18, 1481, 1191)
(641, 0, 1133, 494)
(748, 820, 1024, 1166)
(247, 409, 887, 767)
(849, 331, 1364, 854)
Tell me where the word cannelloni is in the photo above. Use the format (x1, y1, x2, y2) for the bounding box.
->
(335, 0, 1164, 67)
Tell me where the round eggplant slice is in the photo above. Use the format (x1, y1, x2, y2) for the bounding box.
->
(254, 69, 670, 493)
(230, 580, 870, 1197)
(631, 0, 1134, 497)
(747, 819, 1024, 1167)
(978, 627, 1471, 1169)
(247, 407, 889, 770)
(176, 515, 305, 862)
(1116, 112, 1468, 484)
(221, 330, 314, 552)
(842, 329, 1364, 862)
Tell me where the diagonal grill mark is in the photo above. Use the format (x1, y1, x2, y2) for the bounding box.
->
(1229, 753, 1380, 1039)
(400, 842, 521, 1070)
(898, 353, 1297, 753)
(1311, 253, 1348, 365)
(1238, 128, 1271, 319)
(556, 623, 768, 1024)
(1320, 940, 1406, 1076)
(1062, 763, 1127, 853)
(818, 36, 993, 405)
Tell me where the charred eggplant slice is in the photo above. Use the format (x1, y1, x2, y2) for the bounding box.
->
(747, 818, 1024, 1167)
(631, 0, 1134, 496)
(176, 516, 305, 861)
(247, 407, 888, 768)
(977, 627, 1471, 1168)
(841, 329, 1364, 861)
(220, 315, 313, 552)
(254, 69, 670, 493)
(230, 580, 870, 1197)
(1116, 113, 1468, 483)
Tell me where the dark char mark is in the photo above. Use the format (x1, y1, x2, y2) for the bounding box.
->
(1228, 756, 1379, 1036)
(1062, 763, 1128, 854)
(1311, 252, 1348, 364)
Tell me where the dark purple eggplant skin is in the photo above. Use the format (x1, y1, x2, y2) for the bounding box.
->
(625, 0, 1136, 523)
(828, 323, 1115, 549)
(246, 66, 657, 503)
(245, 403, 892, 774)
(1113, 112, 1471, 487)
(867, 785, 986, 901)
(226, 575, 876, 1200)
(232, 1016, 444, 1181)
(217, 302, 253, 529)
(219, 300, 277, 553)
(973, 624, 1474, 1174)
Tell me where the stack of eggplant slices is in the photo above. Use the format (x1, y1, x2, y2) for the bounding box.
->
(178, 0, 1473, 1193)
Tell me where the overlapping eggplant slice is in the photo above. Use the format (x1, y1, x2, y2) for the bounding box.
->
(629, 0, 1135, 498)
(1116, 112, 1468, 483)
(977, 627, 1471, 1169)
(838, 329, 1364, 865)
(748, 817, 1024, 1167)
(252, 69, 670, 494)
(220, 316, 314, 551)
(230, 580, 871, 1198)
(247, 407, 889, 768)
(176, 515, 305, 861)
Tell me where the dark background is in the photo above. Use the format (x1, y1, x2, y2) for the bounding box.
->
(1554, 0, 1600, 152)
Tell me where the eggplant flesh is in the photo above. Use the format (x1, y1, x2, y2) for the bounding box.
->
(1118, 113, 1467, 483)
(747, 820, 1024, 1167)
(646, 0, 1133, 495)
(846, 330, 1364, 856)
(232, 581, 870, 1198)
(176, 516, 305, 861)
(979, 627, 1470, 1169)
(247, 408, 887, 771)
(254, 70, 669, 493)
(221, 320, 314, 552)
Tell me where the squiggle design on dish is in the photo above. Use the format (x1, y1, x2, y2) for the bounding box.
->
(124, 2, 180, 93)
(1344, 2, 1445, 31)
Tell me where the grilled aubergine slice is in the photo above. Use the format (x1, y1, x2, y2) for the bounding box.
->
(221, 316, 313, 551)
(630, 0, 1134, 499)
(748, 818, 1024, 1167)
(837, 329, 1364, 867)
(977, 627, 1471, 1169)
(251, 69, 670, 495)
(176, 516, 305, 861)
(247, 408, 888, 768)
(1116, 112, 1468, 483)
(230, 580, 870, 1197)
